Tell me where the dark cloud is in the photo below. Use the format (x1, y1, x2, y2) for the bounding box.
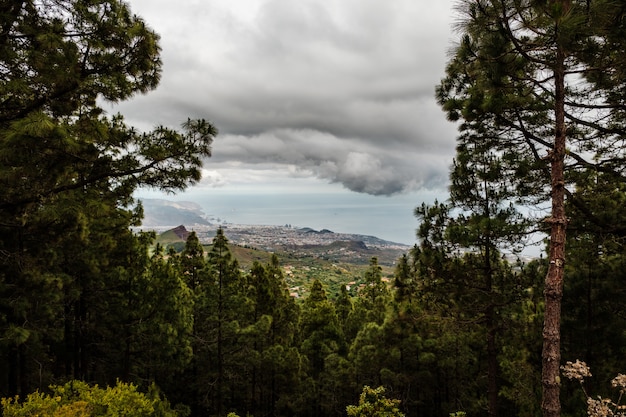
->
(114, 0, 458, 196)
(207, 126, 451, 195)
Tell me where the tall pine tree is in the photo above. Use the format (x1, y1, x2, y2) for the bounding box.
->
(437, 2, 626, 415)
(0, 0, 216, 397)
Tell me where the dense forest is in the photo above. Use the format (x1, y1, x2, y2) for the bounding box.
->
(3, 1, 626, 417)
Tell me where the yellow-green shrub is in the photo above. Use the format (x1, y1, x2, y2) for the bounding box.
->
(2, 380, 180, 417)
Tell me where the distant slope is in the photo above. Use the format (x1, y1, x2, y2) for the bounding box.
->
(275, 239, 405, 266)
(140, 199, 210, 227)
(153, 225, 396, 299)
(154, 224, 408, 267)
(141, 199, 410, 266)
(157, 225, 191, 244)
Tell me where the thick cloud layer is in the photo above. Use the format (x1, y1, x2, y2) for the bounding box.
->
(114, 0, 458, 195)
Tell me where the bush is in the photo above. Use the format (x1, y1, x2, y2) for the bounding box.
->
(2, 380, 182, 417)
(346, 386, 404, 417)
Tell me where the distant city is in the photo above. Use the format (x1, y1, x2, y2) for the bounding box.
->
(137, 198, 537, 264)
(145, 223, 411, 252)
(138, 198, 410, 248)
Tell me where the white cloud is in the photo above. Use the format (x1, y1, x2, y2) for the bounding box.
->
(198, 169, 227, 187)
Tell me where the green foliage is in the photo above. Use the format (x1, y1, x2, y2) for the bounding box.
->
(0, 0, 160, 122)
(0, 0, 214, 399)
(175, 228, 247, 416)
(1, 380, 180, 417)
(179, 231, 208, 290)
(349, 322, 386, 387)
(346, 386, 404, 417)
(410, 195, 544, 416)
(430, 3, 626, 414)
(559, 175, 626, 414)
(141, 246, 195, 374)
(299, 279, 344, 376)
(293, 280, 346, 416)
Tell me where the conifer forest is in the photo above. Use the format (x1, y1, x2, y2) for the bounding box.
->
(3, 1, 626, 417)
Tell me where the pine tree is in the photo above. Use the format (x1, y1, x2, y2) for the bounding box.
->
(244, 255, 301, 417)
(179, 231, 207, 290)
(296, 279, 345, 417)
(349, 257, 391, 340)
(197, 228, 245, 416)
(335, 284, 355, 345)
(0, 0, 216, 398)
(414, 156, 529, 417)
(437, 2, 626, 415)
(558, 172, 626, 413)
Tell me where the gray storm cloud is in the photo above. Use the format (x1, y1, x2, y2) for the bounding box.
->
(114, 0, 458, 196)
(210, 128, 450, 195)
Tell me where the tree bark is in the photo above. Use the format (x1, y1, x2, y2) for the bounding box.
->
(541, 38, 567, 417)
(487, 305, 498, 417)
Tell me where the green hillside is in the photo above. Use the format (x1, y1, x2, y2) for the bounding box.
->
(155, 226, 395, 298)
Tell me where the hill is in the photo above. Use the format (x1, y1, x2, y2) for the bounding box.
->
(154, 225, 407, 298)
(154, 224, 409, 266)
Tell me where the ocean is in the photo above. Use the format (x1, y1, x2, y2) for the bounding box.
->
(136, 188, 445, 245)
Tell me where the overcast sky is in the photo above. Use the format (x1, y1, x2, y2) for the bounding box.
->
(111, 0, 460, 199)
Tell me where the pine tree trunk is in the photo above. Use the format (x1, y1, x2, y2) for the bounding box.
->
(8, 345, 19, 396)
(487, 306, 498, 417)
(542, 40, 567, 417)
(484, 180, 498, 417)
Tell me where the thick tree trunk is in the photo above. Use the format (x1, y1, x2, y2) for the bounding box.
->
(8, 345, 19, 396)
(487, 306, 498, 417)
(217, 259, 224, 416)
(541, 41, 567, 417)
(483, 184, 499, 417)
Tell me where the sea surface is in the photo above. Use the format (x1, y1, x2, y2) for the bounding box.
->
(136, 188, 444, 246)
